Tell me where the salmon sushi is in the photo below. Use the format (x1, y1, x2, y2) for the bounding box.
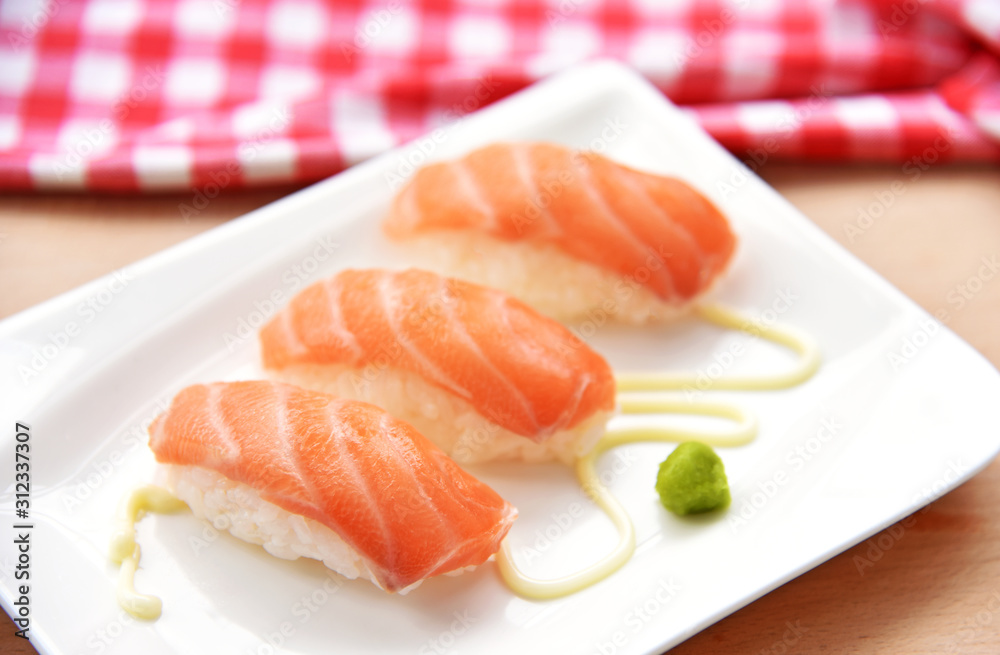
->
(149, 380, 517, 593)
(259, 268, 616, 464)
(383, 142, 737, 323)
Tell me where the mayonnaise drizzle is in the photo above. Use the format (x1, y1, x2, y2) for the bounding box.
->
(109, 485, 188, 619)
(616, 304, 821, 392)
(498, 303, 820, 599)
(111, 307, 818, 607)
(498, 400, 757, 599)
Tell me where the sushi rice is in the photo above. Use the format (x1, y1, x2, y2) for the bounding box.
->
(164, 465, 481, 594)
(273, 361, 611, 465)
(149, 381, 517, 593)
(400, 231, 689, 325)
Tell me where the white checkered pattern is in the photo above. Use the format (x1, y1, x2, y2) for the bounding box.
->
(0, 0, 996, 191)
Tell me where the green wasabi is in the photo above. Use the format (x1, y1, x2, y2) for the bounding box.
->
(655, 441, 731, 515)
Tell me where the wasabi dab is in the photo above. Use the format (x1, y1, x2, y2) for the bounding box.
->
(655, 442, 731, 515)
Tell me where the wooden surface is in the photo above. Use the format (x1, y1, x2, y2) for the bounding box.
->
(2, 163, 1000, 654)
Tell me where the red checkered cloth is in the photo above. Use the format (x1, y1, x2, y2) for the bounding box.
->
(0, 0, 998, 192)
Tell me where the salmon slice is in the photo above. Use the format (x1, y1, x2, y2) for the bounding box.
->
(383, 142, 736, 303)
(260, 268, 616, 443)
(149, 380, 517, 592)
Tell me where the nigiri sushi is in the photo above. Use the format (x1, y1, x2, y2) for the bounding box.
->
(148, 380, 517, 593)
(382, 142, 737, 323)
(259, 268, 616, 464)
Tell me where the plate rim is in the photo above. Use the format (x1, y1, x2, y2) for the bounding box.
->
(3, 58, 1000, 655)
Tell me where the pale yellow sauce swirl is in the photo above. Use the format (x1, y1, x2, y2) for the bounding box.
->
(109, 485, 188, 619)
(113, 307, 818, 608)
(498, 303, 820, 599)
(615, 304, 822, 392)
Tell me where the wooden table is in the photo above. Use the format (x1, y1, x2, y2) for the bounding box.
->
(2, 163, 999, 654)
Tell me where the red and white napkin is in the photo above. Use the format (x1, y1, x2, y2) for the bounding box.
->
(0, 0, 998, 192)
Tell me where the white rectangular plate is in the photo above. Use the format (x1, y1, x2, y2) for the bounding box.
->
(3, 61, 1000, 655)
